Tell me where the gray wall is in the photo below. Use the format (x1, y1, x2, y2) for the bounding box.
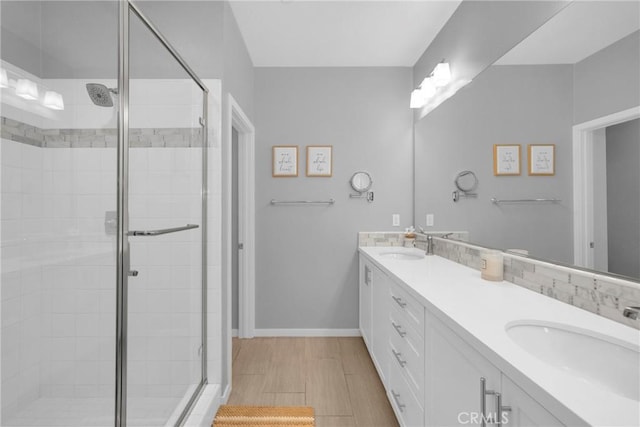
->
(222, 1, 254, 120)
(1, 1, 45, 76)
(606, 119, 640, 278)
(414, 65, 574, 262)
(254, 67, 413, 329)
(1, 1, 224, 79)
(412, 1, 569, 90)
(574, 31, 640, 124)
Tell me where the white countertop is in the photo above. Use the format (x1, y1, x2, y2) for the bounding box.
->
(359, 246, 640, 427)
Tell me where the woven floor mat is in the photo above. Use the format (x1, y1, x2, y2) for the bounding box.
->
(213, 405, 315, 426)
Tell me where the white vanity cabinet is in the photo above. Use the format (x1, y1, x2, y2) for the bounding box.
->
(371, 266, 390, 382)
(387, 278, 426, 426)
(358, 251, 567, 427)
(500, 376, 564, 427)
(359, 257, 373, 348)
(425, 308, 502, 426)
(359, 256, 389, 380)
(425, 309, 564, 427)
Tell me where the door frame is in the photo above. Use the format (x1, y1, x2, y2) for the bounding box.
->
(572, 105, 640, 268)
(224, 94, 255, 341)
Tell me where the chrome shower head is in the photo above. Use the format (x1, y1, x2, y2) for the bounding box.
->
(86, 83, 117, 107)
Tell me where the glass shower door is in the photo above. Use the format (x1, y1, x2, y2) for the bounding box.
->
(123, 5, 206, 426)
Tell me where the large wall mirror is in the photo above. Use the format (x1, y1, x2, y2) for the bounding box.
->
(414, 1, 640, 281)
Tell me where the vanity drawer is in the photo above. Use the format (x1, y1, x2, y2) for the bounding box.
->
(389, 320, 424, 402)
(389, 308, 424, 361)
(388, 280, 425, 336)
(388, 361, 424, 427)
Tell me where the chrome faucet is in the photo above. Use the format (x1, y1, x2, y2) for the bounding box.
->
(623, 306, 640, 320)
(426, 235, 434, 255)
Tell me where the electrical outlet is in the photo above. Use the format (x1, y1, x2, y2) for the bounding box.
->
(392, 214, 400, 227)
(426, 214, 434, 226)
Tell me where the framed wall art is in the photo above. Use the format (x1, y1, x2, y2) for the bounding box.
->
(493, 144, 521, 176)
(306, 145, 333, 177)
(528, 144, 555, 176)
(272, 145, 298, 177)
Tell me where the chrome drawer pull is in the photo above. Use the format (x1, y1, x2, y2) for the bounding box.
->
(392, 322, 407, 337)
(392, 349, 407, 367)
(392, 295, 407, 308)
(495, 392, 512, 427)
(391, 390, 406, 412)
(480, 377, 500, 427)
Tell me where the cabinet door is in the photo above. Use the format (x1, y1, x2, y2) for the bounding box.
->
(371, 266, 390, 382)
(425, 311, 501, 427)
(359, 256, 373, 348)
(500, 376, 564, 427)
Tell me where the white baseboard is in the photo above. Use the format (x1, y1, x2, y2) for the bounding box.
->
(231, 328, 238, 338)
(254, 329, 361, 337)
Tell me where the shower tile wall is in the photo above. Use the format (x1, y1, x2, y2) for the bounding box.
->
(1, 73, 219, 420)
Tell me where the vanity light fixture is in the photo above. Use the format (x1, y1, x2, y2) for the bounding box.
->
(43, 91, 65, 110)
(410, 88, 427, 109)
(16, 78, 38, 100)
(410, 76, 437, 109)
(420, 77, 436, 98)
(410, 61, 454, 109)
(433, 62, 451, 87)
(0, 69, 8, 88)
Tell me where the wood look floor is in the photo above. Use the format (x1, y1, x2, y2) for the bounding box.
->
(229, 337, 400, 427)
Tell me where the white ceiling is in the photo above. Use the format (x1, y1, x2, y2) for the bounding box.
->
(496, 1, 640, 65)
(229, 0, 462, 67)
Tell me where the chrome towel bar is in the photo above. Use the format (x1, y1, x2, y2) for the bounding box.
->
(128, 224, 199, 236)
(491, 198, 561, 204)
(270, 199, 335, 205)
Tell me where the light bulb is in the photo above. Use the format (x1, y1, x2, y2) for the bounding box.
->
(0, 69, 8, 88)
(16, 79, 39, 100)
(433, 63, 451, 87)
(44, 91, 65, 110)
(410, 88, 427, 109)
(420, 77, 436, 98)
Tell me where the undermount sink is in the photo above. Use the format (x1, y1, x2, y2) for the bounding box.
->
(506, 320, 640, 401)
(380, 248, 424, 261)
(379, 248, 425, 260)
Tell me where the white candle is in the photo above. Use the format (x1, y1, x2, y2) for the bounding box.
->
(481, 250, 503, 281)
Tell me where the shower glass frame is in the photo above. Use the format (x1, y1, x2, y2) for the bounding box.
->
(116, 1, 209, 426)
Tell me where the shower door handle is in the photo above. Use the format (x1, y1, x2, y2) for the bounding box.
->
(128, 224, 199, 236)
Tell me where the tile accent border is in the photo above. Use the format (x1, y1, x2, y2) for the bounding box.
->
(359, 231, 640, 330)
(1, 116, 203, 148)
(357, 231, 468, 248)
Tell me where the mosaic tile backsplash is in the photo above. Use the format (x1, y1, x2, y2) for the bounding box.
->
(1, 117, 203, 148)
(359, 232, 640, 329)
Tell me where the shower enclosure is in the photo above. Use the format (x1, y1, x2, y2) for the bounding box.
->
(1, 1, 209, 425)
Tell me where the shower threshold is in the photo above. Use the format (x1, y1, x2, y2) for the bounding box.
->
(4, 397, 180, 427)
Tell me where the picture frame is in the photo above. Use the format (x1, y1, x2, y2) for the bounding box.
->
(306, 145, 333, 177)
(528, 144, 555, 176)
(493, 144, 521, 176)
(272, 145, 298, 177)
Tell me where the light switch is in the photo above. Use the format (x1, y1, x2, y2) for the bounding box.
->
(426, 214, 434, 226)
(392, 214, 400, 227)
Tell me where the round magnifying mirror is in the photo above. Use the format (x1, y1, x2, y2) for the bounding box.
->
(454, 170, 478, 193)
(350, 171, 373, 193)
